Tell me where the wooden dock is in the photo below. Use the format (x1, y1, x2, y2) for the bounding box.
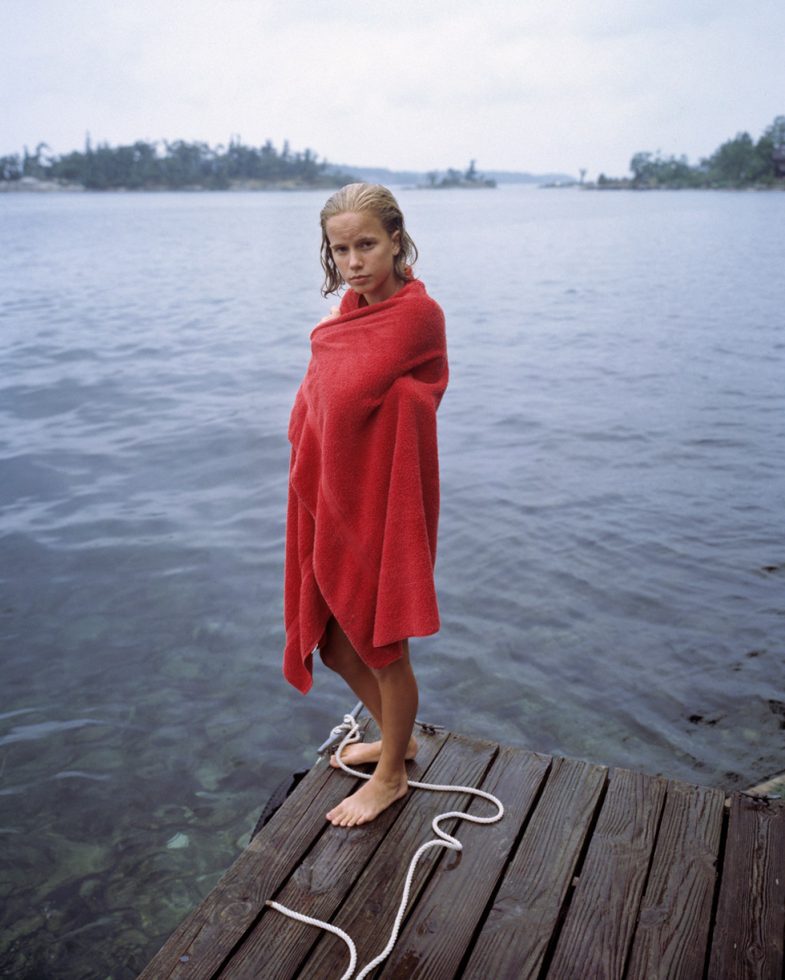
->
(140, 719, 785, 979)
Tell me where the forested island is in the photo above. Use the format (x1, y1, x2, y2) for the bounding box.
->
(592, 115, 785, 190)
(420, 160, 496, 189)
(0, 137, 355, 191)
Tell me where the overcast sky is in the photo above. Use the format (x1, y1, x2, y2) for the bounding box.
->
(2, 0, 783, 178)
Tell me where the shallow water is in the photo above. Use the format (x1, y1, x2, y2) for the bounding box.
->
(1, 187, 783, 976)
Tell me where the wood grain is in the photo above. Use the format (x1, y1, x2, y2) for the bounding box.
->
(625, 779, 724, 980)
(378, 745, 551, 979)
(461, 754, 607, 980)
(547, 767, 667, 979)
(707, 793, 785, 980)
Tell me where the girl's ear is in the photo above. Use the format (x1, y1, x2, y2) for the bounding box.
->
(391, 229, 401, 255)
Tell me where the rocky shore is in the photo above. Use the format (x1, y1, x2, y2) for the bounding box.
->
(0, 176, 84, 192)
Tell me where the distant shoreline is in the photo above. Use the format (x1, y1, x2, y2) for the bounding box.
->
(0, 176, 346, 194)
(5, 176, 785, 194)
(580, 180, 785, 192)
(581, 182, 785, 192)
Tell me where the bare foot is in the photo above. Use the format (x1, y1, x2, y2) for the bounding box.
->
(330, 735, 418, 769)
(326, 772, 409, 827)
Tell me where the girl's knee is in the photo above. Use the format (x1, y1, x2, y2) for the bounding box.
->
(318, 643, 340, 672)
(371, 642, 411, 677)
(318, 620, 359, 673)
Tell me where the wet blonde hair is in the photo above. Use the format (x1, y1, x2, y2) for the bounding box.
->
(319, 182, 418, 297)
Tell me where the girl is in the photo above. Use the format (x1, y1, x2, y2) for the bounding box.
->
(282, 183, 448, 828)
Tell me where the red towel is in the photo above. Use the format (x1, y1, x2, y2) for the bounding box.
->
(282, 278, 448, 694)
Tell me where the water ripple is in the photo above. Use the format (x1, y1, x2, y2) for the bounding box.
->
(1, 187, 784, 979)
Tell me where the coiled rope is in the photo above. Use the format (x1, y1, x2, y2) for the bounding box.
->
(266, 711, 504, 980)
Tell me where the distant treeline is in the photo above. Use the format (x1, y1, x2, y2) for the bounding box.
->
(596, 115, 785, 189)
(423, 160, 496, 189)
(0, 136, 354, 190)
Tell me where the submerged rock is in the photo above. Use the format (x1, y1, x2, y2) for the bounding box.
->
(165, 832, 190, 850)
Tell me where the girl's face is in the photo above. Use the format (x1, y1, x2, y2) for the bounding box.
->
(325, 210, 401, 306)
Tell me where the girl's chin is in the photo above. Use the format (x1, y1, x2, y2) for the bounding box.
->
(349, 283, 375, 304)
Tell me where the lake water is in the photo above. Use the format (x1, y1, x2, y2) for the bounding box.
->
(1, 186, 783, 977)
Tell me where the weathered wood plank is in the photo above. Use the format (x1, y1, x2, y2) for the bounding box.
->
(138, 719, 385, 980)
(295, 732, 500, 979)
(625, 779, 724, 980)
(461, 755, 607, 980)
(217, 727, 451, 979)
(377, 745, 551, 979)
(547, 767, 666, 979)
(707, 793, 785, 980)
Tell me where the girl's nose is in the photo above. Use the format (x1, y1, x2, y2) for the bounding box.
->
(349, 250, 363, 269)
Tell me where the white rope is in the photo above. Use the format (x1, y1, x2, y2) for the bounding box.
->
(264, 900, 358, 980)
(265, 712, 504, 980)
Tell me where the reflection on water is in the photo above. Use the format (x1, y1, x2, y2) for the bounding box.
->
(0, 188, 783, 977)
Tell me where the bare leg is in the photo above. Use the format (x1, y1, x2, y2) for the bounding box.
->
(324, 639, 418, 827)
(318, 618, 417, 768)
